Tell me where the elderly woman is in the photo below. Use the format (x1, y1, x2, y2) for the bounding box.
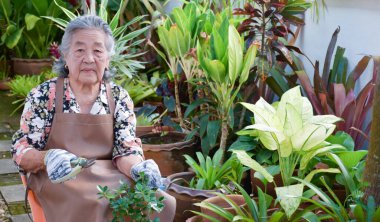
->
(11, 15, 175, 222)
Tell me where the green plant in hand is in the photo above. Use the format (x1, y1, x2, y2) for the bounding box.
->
(97, 172, 164, 222)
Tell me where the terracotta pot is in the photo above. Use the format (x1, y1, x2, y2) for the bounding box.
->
(141, 132, 199, 176)
(186, 215, 202, 222)
(136, 125, 173, 137)
(165, 172, 217, 222)
(201, 194, 247, 222)
(0, 80, 10, 91)
(11, 58, 53, 75)
(250, 169, 283, 197)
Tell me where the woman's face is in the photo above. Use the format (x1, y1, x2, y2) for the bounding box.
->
(64, 29, 110, 85)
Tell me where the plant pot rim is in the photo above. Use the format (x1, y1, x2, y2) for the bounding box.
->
(165, 172, 218, 198)
(11, 57, 53, 62)
(141, 131, 197, 151)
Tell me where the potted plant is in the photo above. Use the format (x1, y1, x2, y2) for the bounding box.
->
(234, 86, 345, 218)
(165, 149, 245, 221)
(0, 0, 70, 74)
(297, 27, 378, 149)
(97, 172, 165, 222)
(140, 131, 198, 177)
(7, 70, 56, 114)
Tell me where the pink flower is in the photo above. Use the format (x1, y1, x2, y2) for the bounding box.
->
(49, 42, 60, 59)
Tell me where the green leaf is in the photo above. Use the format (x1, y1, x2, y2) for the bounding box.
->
(233, 150, 273, 182)
(292, 124, 332, 152)
(207, 121, 221, 148)
(204, 58, 226, 83)
(301, 212, 321, 222)
(5, 25, 23, 49)
(31, 0, 48, 15)
(254, 165, 280, 186)
(184, 98, 208, 118)
(353, 204, 365, 222)
(299, 144, 345, 170)
(163, 96, 175, 112)
(373, 206, 380, 222)
(326, 131, 355, 151)
(25, 13, 41, 30)
(275, 184, 304, 218)
(228, 25, 243, 83)
(304, 168, 340, 183)
(239, 43, 257, 83)
(336, 150, 367, 169)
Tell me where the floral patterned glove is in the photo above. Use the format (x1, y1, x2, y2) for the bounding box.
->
(130, 159, 162, 189)
(44, 149, 78, 183)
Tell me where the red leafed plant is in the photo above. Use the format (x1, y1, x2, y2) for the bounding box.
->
(297, 27, 380, 149)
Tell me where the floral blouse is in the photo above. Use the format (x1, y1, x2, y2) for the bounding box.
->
(11, 77, 143, 167)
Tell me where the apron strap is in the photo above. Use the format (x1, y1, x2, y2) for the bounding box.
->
(105, 83, 115, 115)
(55, 77, 65, 113)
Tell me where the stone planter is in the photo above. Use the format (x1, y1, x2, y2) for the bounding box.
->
(11, 58, 53, 75)
(141, 132, 198, 177)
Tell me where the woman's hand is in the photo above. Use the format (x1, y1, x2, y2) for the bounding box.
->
(44, 149, 78, 183)
(19, 149, 47, 173)
(130, 159, 163, 189)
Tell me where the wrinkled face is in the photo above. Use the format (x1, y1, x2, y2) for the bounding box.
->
(65, 29, 110, 85)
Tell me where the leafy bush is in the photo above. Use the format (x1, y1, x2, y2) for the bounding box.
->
(97, 172, 164, 222)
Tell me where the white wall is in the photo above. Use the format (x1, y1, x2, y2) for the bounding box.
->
(297, 0, 380, 90)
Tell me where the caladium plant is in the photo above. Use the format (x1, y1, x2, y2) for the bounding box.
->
(234, 86, 344, 218)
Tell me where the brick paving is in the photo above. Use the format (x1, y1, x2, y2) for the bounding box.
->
(0, 140, 31, 222)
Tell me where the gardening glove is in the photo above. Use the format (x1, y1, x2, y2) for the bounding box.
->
(130, 159, 163, 189)
(44, 149, 78, 184)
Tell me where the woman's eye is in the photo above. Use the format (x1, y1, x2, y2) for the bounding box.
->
(76, 49, 84, 52)
(95, 49, 103, 53)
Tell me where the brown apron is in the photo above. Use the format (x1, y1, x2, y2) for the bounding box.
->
(27, 77, 131, 222)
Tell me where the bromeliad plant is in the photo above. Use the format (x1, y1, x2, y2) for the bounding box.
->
(234, 86, 344, 218)
(297, 27, 379, 149)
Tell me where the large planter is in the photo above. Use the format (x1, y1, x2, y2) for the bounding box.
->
(165, 172, 217, 222)
(200, 194, 247, 222)
(141, 132, 198, 176)
(250, 169, 282, 197)
(136, 125, 173, 137)
(0, 80, 10, 91)
(11, 58, 53, 75)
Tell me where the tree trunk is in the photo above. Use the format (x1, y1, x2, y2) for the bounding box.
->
(219, 119, 229, 164)
(173, 73, 185, 129)
(363, 58, 380, 206)
(187, 82, 194, 130)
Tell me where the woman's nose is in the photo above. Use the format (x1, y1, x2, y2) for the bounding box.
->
(83, 52, 95, 63)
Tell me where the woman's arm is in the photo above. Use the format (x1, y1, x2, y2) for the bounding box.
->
(19, 149, 47, 173)
(11, 81, 53, 173)
(111, 83, 144, 175)
(115, 155, 142, 177)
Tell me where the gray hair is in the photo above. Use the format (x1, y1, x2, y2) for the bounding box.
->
(53, 15, 116, 80)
